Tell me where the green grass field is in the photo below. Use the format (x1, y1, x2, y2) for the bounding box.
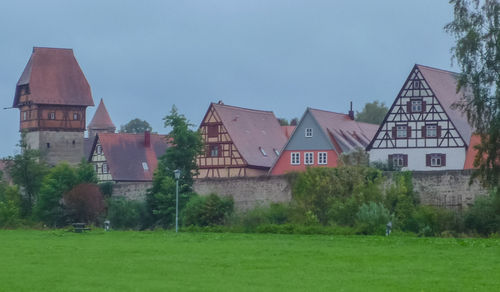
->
(0, 230, 499, 291)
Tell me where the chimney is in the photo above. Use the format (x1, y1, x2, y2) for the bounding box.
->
(348, 101, 354, 120)
(144, 131, 151, 147)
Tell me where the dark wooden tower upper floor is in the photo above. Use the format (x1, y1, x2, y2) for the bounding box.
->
(13, 47, 94, 132)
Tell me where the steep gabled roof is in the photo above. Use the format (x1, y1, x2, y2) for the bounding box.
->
(13, 47, 94, 107)
(93, 133, 169, 182)
(309, 108, 379, 153)
(212, 103, 288, 168)
(417, 64, 473, 146)
(88, 99, 115, 130)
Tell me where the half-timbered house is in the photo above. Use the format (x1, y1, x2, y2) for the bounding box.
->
(270, 107, 378, 175)
(197, 102, 288, 178)
(367, 64, 473, 170)
(12, 47, 94, 165)
(88, 132, 168, 183)
(85, 99, 116, 158)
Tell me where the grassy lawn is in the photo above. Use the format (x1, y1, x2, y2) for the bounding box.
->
(0, 230, 499, 291)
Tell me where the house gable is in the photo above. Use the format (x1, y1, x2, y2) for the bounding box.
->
(285, 109, 334, 151)
(368, 65, 467, 150)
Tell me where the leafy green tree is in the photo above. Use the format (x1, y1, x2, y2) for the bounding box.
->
(7, 133, 48, 217)
(445, 0, 500, 187)
(355, 101, 388, 125)
(119, 118, 153, 133)
(0, 173, 22, 227)
(338, 148, 370, 166)
(146, 106, 203, 228)
(34, 161, 98, 226)
(182, 194, 234, 227)
(277, 118, 289, 126)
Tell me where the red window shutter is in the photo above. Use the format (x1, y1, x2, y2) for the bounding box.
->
(207, 125, 218, 138)
(407, 102, 411, 113)
(441, 154, 446, 166)
(437, 126, 442, 138)
(426, 154, 431, 166)
(407, 126, 412, 138)
(422, 101, 426, 112)
(403, 155, 408, 167)
(421, 126, 426, 138)
(392, 127, 397, 139)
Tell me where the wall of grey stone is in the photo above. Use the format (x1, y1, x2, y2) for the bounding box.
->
(26, 131, 84, 166)
(193, 170, 487, 210)
(112, 182, 152, 201)
(193, 175, 292, 210)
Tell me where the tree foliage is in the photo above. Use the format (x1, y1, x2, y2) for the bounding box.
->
(182, 194, 234, 227)
(445, 0, 500, 187)
(355, 101, 388, 125)
(63, 183, 105, 224)
(119, 118, 153, 134)
(7, 134, 48, 217)
(146, 106, 203, 228)
(34, 161, 98, 226)
(0, 174, 22, 228)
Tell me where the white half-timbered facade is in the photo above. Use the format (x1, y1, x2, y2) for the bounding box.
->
(367, 64, 473, 170)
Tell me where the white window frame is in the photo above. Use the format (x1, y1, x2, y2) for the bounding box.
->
(396, 125, 407, 138)
(23, 111, 27, 121)
(96, 145, 103, 154)
(304, 152, 314, 165)
(48, 112, 56, 120)
(392, 154, 405, 167)
(73, 113, 79, 120)
(430, 154, 442, 167)
(411, 100, 422, 112)
(305, 128, 313, 138)
(291, 152, 300, 165)
(142, 162, 149, 171)
(426, 125, 437, 138)
(318, 152, 327, 165)
(102, 163, 109, 174)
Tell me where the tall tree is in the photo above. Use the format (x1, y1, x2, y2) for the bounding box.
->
(445, 0, 500, 187)
(355, 101, 389, 125)
(146, 106, 203, 228)
(7, 133, 48, 217)
(119, 118, 152, 133)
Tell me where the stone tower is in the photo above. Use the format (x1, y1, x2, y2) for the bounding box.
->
(13, 47, 94, 165)
(87, 98, 116, 139)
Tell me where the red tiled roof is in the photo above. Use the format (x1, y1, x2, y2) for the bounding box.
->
(13, 47, 94, 107)
(281, 126, 296, 139)
(212, 103, 288, 168)
(464, 134, 481, 169)
(309, 108, 379, 153)
(96, 133, 169, 181)
(88, 99, 115, 130)
(417, 64, 473, 146)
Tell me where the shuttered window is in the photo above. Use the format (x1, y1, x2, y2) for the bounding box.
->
(388, 154, 408, 167)
(426, 154, 446, 167)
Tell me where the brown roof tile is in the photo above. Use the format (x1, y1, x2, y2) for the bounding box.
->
(309, 108, 379, 153)
(13, 47, 94, 107)
(88, 99, 115, 130)
(417, 64, 473, 146)
(212, 103, 288, 168)
(95, 133, 169, 182)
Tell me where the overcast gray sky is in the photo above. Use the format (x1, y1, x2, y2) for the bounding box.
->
(0, 0, 457, 157)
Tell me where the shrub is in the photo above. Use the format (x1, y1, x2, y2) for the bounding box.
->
(63, 183, 106, 224)
(107, 198, 149, 230)
(411, 205, 459, 236)
(0, 184, 22, 228)
(384, 171, 418, 230)
(182, 193, 234, 227)
(99, 182, 114, 198)
(464, 192, 500, 236)
(356, 202, 391, 235)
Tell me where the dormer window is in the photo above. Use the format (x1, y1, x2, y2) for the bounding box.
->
(305, 128, 313, 137)
(142, 162, 149, 171)
(259, 147, 267, 156)
(273, 148, 280, 156)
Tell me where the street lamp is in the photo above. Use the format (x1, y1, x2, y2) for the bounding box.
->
(174, 169, 181, 233)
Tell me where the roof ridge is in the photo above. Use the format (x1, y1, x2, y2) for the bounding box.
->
(416, 64, 459, 76)
(308, 107, 349, 116)
(212, 102, 274, 114)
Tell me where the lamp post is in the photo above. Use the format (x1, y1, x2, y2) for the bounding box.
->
(174, 169, 181, 233)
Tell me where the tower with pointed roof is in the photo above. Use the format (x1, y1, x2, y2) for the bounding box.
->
(13, 47, 94, 165)
(87, 99, 116, 139)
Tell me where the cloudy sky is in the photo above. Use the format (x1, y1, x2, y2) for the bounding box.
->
(0, 0, 457, 157)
